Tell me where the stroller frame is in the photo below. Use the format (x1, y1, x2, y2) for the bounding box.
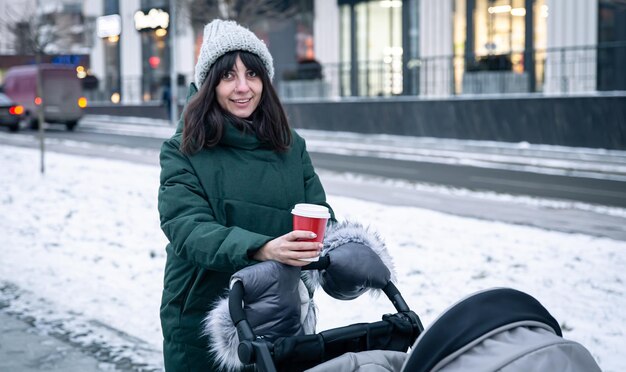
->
(228, 257, 424, 372)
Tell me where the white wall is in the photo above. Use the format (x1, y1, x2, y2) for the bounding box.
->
(119, 0, 142, 104)
(420, 0, 454, 96)
(174, 9, 195, 94)
(313, 0, 340, 97)
(544, 0, 598, 93)
(313, 0, 340, 64)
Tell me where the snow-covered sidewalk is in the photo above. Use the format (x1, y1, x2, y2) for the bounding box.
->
(1, 145, 624, 371)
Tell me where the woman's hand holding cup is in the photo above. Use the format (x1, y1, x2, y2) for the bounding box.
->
(254, 230, 323, 266)
(254, 204, 329, 266)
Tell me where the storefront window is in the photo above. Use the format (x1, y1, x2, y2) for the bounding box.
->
(533, 0, 548, 91)
(140, 30, 170, 101)
(104, 36, 121, 102)
(139, 0, 170, 101)
(339, 0, 402, 97)
(104, 0, 119, 15)
(473, 0, 525, 72)
(456, 0, 548, 94)
(598, 0, 626, 91)
(453, 0, 466, 94)
(405, 0, 419, 95)
(103, 0, 121, 103)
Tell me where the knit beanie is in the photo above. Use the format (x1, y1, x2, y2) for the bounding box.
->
(194, 19, 274, 88)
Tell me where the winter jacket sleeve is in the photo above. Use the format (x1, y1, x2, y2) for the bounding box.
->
(158, 138, 273, 272)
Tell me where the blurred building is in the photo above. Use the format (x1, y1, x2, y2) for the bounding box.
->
(0, 0, 88, 55)
(0, 0, 90, 80)
(2, 0, 623, 105)
(303, 0, 626, 99)
(85, 0, 195, 105)
(1, 0, 314, 105)
(85, 1, 313, 105)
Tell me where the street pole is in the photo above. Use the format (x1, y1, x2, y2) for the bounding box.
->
(169, 0, 178, 126)
(36, 51, 45, 174)
(35, 0, 45, 174)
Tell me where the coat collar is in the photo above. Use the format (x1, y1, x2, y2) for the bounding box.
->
(219, 119, 266, 150)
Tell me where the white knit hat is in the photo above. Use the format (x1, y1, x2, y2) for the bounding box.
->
(194, 19, 274, 88)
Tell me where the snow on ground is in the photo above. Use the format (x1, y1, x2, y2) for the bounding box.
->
(1, 145, 624, 371)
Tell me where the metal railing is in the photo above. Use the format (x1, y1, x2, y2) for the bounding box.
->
(275, 42, 626, 100)
(85, 75, 180, 105)
(85, 42, 626, 104)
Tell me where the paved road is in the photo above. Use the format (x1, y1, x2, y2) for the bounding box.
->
(322, 175, 626, 241)
(310, 152, 626, 208)
(0, 311, 106, 372)
(5, 117, 626, 209)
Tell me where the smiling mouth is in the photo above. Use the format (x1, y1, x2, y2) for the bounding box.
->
(232, 98, 252, 104)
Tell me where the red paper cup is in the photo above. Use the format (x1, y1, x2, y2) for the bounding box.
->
(292, 203, 330, 261)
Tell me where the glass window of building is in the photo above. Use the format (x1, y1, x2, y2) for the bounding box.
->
(104, 0, 119, 15)
(454, 0, 548, 94)
(533, 0, 547, 91)
(103, 0, 121, 103)
(473, 0, 525, 71)
(598, 0, 626, 91)
(339, 0, 403, 97)
(138, 0, 171, 102)
(453, 0, 467, 94)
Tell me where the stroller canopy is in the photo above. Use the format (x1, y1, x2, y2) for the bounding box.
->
(309, 287, 601, 372)
(402, 287, 600, 372)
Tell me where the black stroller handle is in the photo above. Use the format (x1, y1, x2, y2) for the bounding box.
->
(383, 282, 410, 313)
(229, 274, 424, 372)
(229, 280, 278, 372)
(228, 280, 252, 337)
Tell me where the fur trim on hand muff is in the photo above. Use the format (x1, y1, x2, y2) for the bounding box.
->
(303, 220, 396, 300)
(202, 261, 316, 371)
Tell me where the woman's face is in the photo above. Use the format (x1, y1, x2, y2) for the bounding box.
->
(215, 55, 263, 119)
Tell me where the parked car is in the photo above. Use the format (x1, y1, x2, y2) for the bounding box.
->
(0, 92, 25, 132)
(2, 64, 87, 131)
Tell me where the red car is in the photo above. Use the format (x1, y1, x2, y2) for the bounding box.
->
(0, 92, 25, 132)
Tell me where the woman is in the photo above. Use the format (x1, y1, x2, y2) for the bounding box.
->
(158, 19, 334, 370)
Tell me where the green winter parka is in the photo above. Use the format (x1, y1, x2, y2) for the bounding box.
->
(158, 84, 334, 371)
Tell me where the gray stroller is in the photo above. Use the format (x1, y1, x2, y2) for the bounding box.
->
(205, 221, 601, 371)
(228, 257, 422, 371)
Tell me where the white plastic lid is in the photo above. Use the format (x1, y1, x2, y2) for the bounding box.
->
(291, 203, 330, 219)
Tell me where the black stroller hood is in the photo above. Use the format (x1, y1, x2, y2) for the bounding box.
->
(403, 287, 562, 372)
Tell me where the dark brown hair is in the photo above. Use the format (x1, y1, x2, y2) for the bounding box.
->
(180, 51, 292, 155)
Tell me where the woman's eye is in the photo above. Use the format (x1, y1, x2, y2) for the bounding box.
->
(222, 71, 234, 80)
(247, 70, 258, 78)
